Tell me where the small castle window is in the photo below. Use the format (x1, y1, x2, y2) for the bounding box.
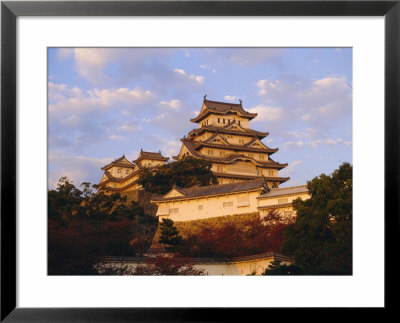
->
(219, 151, 225, 156)
(208, 150, 213, 155)
(223, 201, 233, 207)
(218, 118, 220, 123)
(238, 121, 241, 125)
(223, 119, 225, 124)
(259, 155, 264, 160)
(239, 139, 244, 144)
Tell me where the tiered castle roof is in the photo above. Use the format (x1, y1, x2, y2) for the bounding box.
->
(133, 150, 169, 164)
(174, 97, 289, 185)
(94, 150, 169, 193)
(190, 98, 257, 123)
(101, 155, 135, 171)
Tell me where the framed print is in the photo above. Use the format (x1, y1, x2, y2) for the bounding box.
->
(1, 0, 399, 321)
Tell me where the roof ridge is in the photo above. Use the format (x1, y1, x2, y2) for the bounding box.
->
(272, 184, 308, 190)
(182, 177, 265, 192)
(204, 98, 241, 106)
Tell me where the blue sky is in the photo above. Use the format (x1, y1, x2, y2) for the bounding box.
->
(48, 47, 352, 189)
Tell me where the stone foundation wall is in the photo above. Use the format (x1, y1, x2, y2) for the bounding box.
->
(122, 189, 162, 217)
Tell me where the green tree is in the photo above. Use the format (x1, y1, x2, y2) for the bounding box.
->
(158, 218, 184, 252)
(139, 156, 218, 194)
(263, 259, 303, 275)
(281, 162, 352, 275)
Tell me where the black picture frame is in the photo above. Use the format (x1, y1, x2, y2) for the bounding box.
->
(1, 0, 399, 321)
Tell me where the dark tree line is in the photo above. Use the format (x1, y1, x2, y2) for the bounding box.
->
(139, 157, 218, 195)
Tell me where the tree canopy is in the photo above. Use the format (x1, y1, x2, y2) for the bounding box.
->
(138, 156, 218, 195)
(157, 211, 290, 258)
(158, 218, 184, 252)
(48, 177, 157, 275)
(281, 162, 352, 275)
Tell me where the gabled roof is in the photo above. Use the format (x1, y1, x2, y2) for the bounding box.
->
(152, 178, 269, 202)
(202, 133, 231, 145)
(133, 149, 169, 164)
(213, 172, 290, 183)
(258, 185, 309, 199)
(195, 140, 278, 154)
(181, 137, 278, 155)
(188, 124, 268, 139)
(244, 137, 269, 149)
(180, 139, 287, 169)
(223, 121, 248, 132)
(190, 98, 257, 123)
(164, 184, 186, 198)
(101, 155, 135, 171)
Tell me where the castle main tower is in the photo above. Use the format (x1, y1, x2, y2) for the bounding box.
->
(174, 97, 289, 187)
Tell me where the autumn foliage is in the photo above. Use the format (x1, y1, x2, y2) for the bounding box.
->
(48, 177, 157, 275)
(157, 212, 292, 258)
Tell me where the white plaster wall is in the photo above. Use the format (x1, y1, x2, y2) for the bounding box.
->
(157, 191, 262, 222)
(258, 193, 310, 207)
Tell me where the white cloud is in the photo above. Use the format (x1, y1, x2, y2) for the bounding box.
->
(109, 134, 126, 141)
(284, 141, 305, 149)
(56, 48, 74, 60)
(159, 139, 182, 159)
(325, 138, 337, 146)
(255, 75, 352, 140)
(298, 76, 352, 120)
(48, 82, 83, 102)
(227, 48, 285, 66)
(174, 69, 186, 75)
(287, 128, 318, 139)
(73, 48, 116, 84)
(280, 160, 303, 178)
(257, 79, 282, 96)
(248, 105, 284, 122)
(59, 114, 81, 127)
(173, 69, 204, 84)
(48, 83, 156, 115)
(311, 140, 323, 149)
(116, 121, 142, 132)
(48, 152, 113, 189)
(284, 138, 351, 150)
(159, 99, 181, 111)
(224, 95, 238, 101)
(60, 48, 176, 86)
